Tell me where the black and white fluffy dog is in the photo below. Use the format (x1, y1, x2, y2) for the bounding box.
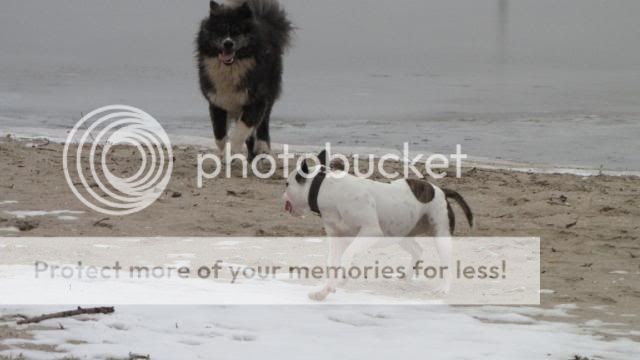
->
(197, 0, 293, 160)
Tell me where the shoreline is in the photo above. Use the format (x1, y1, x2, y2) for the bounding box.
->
(2, 126, 640, 178)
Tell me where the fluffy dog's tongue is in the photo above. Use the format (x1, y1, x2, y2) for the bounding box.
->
(284, 201, 293, 214)
(218, 52, 235, 65)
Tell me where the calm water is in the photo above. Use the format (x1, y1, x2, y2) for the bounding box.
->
(1, 0, 639, 170)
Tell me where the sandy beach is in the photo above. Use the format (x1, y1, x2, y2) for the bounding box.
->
(1, 137, 639, 347)
(2, 0, 640, 358)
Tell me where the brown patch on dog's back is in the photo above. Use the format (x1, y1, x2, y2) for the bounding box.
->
(405, 179, 435, 204)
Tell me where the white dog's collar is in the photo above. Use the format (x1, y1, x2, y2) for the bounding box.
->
(308, 170, 326, 217)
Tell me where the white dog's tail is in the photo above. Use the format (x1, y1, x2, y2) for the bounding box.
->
(443, 189, 474, 229)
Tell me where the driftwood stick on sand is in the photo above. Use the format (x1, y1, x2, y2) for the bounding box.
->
(0, 314, 28, 322)
(129, 352, 151, 360)
(16, 306, 115, 325)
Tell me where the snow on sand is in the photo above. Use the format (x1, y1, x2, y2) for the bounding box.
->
(1, 305, 639, 360)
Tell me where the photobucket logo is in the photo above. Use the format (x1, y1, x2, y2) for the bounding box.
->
(197, 143, 468, 187)
(63, 105, 173, 216)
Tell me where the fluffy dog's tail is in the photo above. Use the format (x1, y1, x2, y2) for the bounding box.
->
(228, 0, 293, 51)
(443, 189, 474, 229)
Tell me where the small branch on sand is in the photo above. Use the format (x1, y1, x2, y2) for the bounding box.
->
(129, 352, 151, 360)
(16, 306, 115, 325)
(29, 138, 50, 149)
(93, 217, 113, 229)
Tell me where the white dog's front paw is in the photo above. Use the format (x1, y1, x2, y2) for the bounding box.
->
(308, 286, 335, 302)
(431, 284, 451, 296)
(308, 291, 328, 302)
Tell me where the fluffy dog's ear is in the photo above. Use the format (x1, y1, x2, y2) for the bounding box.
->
(238, 2, 253, 19)
(317, 150, 327, 167)
(210, 1, 221, 13)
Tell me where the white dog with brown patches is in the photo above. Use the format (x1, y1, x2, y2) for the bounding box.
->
(283, 151, 474, 301)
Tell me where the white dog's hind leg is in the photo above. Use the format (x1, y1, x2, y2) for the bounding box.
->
(432, 236, 453, 295)
(432, 218, 453, 295)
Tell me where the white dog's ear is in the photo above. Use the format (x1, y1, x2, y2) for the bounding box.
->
(317, 150, 327, 167)
(295, 159, 309, 184)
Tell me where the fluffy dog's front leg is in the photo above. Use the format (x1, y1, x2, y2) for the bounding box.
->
(210, 104, 228, 152)
(254, 102, 273, 157)
(229, 119, 254, 156)
(232, 102, 268, 160)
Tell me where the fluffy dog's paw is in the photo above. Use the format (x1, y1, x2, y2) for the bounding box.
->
(215, 138, 228, 153)
(224, 157, 248, 177)
(252, 157, 275, 175)
(254, 140, 271, 156)
(229, 156, 246, 168)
